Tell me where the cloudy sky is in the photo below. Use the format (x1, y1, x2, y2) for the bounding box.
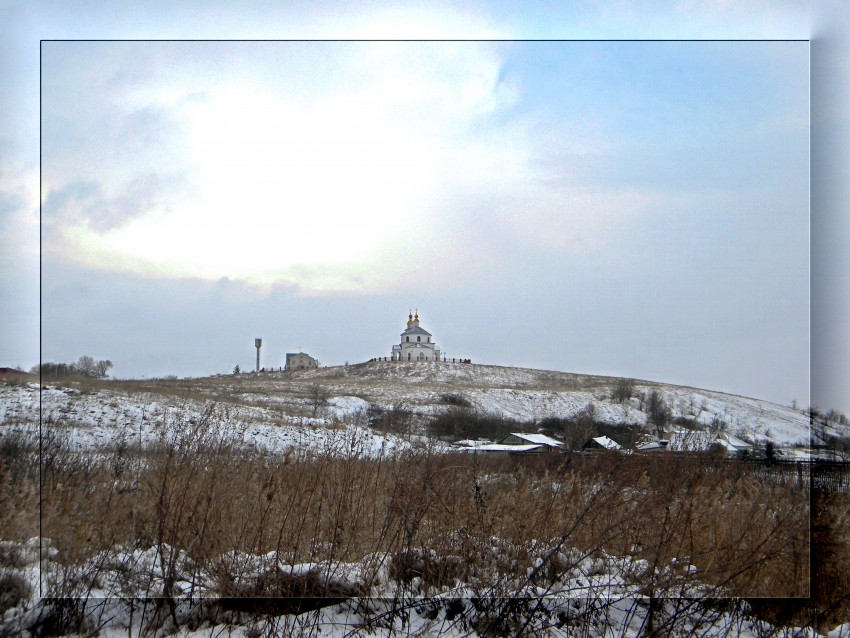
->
(2, 2, 848, 412)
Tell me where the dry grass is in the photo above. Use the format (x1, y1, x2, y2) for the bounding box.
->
(0, 405, 813, 604)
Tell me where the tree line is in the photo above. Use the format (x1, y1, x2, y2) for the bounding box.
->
(31, 355, 113, 379)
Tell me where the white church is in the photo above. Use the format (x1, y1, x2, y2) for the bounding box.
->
(391, 311, 441, 362)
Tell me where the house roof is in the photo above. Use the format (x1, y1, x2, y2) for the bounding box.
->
(721, 434, 753, 450)
(592, 436, 622, 450)
(713, 439, 737, 452)
(454, 439, 491, 447)
(506, 432, 563, 447)
(461, 443, 542, 453)
(637, 441, 666, 451)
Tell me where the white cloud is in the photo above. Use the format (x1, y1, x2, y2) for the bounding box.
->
(46, 41, 545, 291)
(0, 156, 38, 265)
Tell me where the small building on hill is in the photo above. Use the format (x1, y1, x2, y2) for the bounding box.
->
(391, 311, 441, 362)
(285, 352, 319, 371)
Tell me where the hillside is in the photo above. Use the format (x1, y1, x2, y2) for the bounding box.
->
(1, 363, 847, 638)
(1, 361, 828, 453)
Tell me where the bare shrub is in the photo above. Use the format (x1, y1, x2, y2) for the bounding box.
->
(427, 407, 529, 441)
(0, 571, 30, 613)
(612, 377, 635, 403)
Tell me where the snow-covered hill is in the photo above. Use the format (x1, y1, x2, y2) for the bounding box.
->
(240, 361, 819, 448)
(1, 361, 833, 453)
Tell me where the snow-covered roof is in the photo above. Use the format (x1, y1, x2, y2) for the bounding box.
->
(637, 441, 666, 451)
(721, 434, 753, 450)
(454, 439, 491, 447)
(713, 438, 737, 452)
(506, 432, 563, 447)
(592, 436, 621, 450)
(402, 326, 432, 336)
(461, 443, 542, 453)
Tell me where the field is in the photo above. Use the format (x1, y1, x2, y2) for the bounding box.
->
(0, 364, 848, 637)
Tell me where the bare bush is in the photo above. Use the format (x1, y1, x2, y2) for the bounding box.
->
(612, 377, 635, 403)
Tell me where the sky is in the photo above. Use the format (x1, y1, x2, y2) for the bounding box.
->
(1, 1, 848, 413)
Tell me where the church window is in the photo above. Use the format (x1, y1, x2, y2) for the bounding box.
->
(406, 336, 409, 342)
(417, 336, 421, 342)
(407, 353, 411, 360)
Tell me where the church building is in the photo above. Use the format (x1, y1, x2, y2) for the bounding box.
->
(391, 311, 441, 362)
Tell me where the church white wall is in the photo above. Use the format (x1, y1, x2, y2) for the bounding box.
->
(398, 343, 441, 361)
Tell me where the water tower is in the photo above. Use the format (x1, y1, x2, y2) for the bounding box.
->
(255, 338, 262, 373)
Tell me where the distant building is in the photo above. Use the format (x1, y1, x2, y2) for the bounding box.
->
(391, 311, 441, 362)
(285, 352, 319, 371)
(460, 433, 563, 454)
(0, 367, 28, 375)
(499, 433, 564, 450)
(714, 434, 754, 455)
(635, 440, 668, 453)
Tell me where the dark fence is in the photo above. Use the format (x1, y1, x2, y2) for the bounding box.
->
(366, 357, 473, 364)
(682, 458, 850, 492)
(727, 459, 850, 492)
(810, 460, 850, 492)
(565, 452, 850, 493)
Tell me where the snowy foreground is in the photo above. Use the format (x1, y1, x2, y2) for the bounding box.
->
(3, 536, 848, 638)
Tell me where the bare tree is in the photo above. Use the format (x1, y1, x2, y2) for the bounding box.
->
(563, 404, 597, 450)
(75, 355, 97, 377)
(612, 378, 635, 403)
(309, 385, 329, 418)
(93, 359, 113, 377)
(646, 389, 671, 438)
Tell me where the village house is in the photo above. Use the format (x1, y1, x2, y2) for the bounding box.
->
(458, 432, 564, 454)
(499, 432, 563, 450)
(584, 435, 623, 452)
(714, 433, 754, 455)
(636, 439, 668, 452)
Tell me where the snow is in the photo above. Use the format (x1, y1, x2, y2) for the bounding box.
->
(1, 536, 842, 637)
(0, 383, 421, 458)
(287, 362, 817, 449)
